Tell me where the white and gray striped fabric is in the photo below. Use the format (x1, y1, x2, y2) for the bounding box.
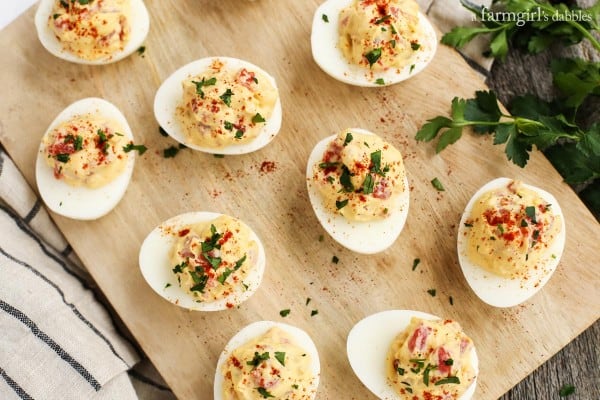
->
(0, 150, 175, 400)
(0, 1, 489, 398)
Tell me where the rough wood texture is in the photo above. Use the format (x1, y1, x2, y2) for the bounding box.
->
(1, 1, 599, 399)
(486, 2, 600, 397)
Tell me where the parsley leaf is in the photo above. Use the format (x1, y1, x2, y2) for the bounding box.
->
(559, 384, 575, 397)
(220, 88, 234, 107)
(192, 77, 217, 99)
(364, 48, 382, 67)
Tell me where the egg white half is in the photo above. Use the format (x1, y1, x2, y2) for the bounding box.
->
(139, 211, 266, 311)
(154, 56, 282, 155)
(311, 0, 437, 87)
(34, 0, 150, 65)
(306, 128, 409, 254)
(35, 97, 136, 220)
(347, 309, 478, 400)
(457, 177, 566, 308)
(214, 320, 321, 400)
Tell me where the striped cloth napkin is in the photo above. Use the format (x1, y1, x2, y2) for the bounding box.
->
(0, 1, 492, 398)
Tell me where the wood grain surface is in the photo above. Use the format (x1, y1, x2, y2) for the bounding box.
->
(1, 1, 599, 399)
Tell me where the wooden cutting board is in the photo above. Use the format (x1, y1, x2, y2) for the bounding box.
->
(1, 1, 599, 399)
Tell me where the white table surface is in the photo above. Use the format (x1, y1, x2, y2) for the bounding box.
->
(0, 1, 37, 31)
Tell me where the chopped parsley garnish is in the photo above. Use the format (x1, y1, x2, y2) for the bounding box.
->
(224, 121, 234, 131)
(189, 269, 208, 293)
(411, 41, 421, 51)
(521, 219, 528, 227)
(172, 262, 187, 274)
(525, 205, 537, 224)
(137, 46, 146, 56)
(375, 78, 385, 85)
(427, 288, 437, 297)
(332, 255, 339, 264)
(252, 113, 266, 123)
(431, 177, 445, 191)
(409, 64, 415, 73)
(464, 222, 473, 227)
(319, 161, 340, 169)
(256, 387, 275, 398)
(123, 143, 148, 155)
(274, 351, 286, 366)
(279, 309, 291, 317)
(53, 13, 61, 19)
(396, 367, 405, 375)
(220, 88, 234, 107)
(412, 258, 421, 271)
(374, 15, 391, 24)
(340, 166, 354, 192)
(247, 352, 270, 367)
(444, 358, 454, 366)
(370, 150, 384, 175)
(390, 39, 396, 48)
(310, 309, 319, 316)
(423, 364, 437, 386)
(163, 145, 180, 158)
(159, 126, 169, 137)
(164, 283, 171, 289)
(192, 77, 217, 98)
(214, 154, 225, 158)
(306, 297, 311, 305)
(326, 176, 335, 184)
(55, 154, 70, 163)
(291, 384, 299, 390)
(336, 199, 349, 209)
(361, 173, 374, 194)
(77, 0, 92, 5)
(435, 376, 461, 385)
(449, 295, 454, 305)
(364, 48, 382, 67)
(343, 132, 353, 146)
(235, 130, 244, 139)
(559, 384, 575, 397)
(322, 14, 329, 23)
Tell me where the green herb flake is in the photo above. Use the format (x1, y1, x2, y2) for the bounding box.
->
(274, 351, 286, 366)
(214, 154, 225, 158)
(55, 154, 70, 163)
(464, 223, 473, 228)
(396, 367, 405, 376)
(318, 234, 324, 242)
(220, 88, 234, 107)
(336, 199, 349, 209)
(137, 46, 146, 56)
(322, 14, 329, 23)
(224, 121, 234, 131)
(343, 132, 353, 146)
(279, 309, 291, 317)
(444, 358, 454, 366)
(375, 78, 385, 85)
(163, 145, 180, 158)
(409, 64, 415, 73)
(362, 174, 375, 194)
(435, 376, 461, 386)
(311, 309, 319, 317)
(291, 384, 299, 390)
(449, 295, 454, 306)
(235, 130, 244, 139)
(559, 384, 575, 397)
(427, 288, 436, 297)
(247, 351, 270, 367)
(192, 77, 217, 98)
(123, 143, 148, 155)
(525, 206, 537, 224)
(411, 41, 421, 51)
(306, 297, 311, 305)
(256, 387, 275, 399)
(431, 177, 445, 191)
(332, 255, 339, 264)
(252, 113, 266, 124)
(159, 126, 169, 137)
(164, 283, 171, 289)
(364, 48, 382, 68)
(412, 258, 421, 271)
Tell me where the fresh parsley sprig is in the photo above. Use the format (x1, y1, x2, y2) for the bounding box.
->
(415, 90, 600, 179)
(442, 0, 600, 59)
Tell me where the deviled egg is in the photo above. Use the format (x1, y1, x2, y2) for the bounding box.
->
(306, 128, 409, 254)
(154, 57, 282, 155)
(35, 0, 150, 65)
(35, 97, 139, 220)
(347, 310, 478, 400)
(311, 0, 437, 87)
(457, 177, 566, 308)
(139, 212, 266, 311)
(214, 320, 320, 400)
